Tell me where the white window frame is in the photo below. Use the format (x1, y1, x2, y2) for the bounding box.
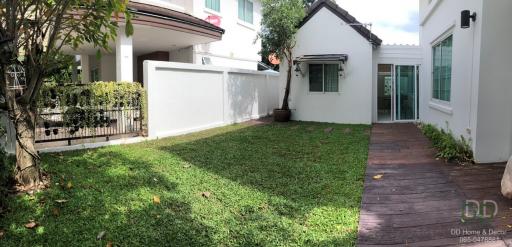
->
(238, 0, 254, 25)
(205, 0, 221, 14)
(430, 31, 453, 104)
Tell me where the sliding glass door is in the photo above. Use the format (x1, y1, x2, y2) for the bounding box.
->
(377, 64, 393, 122)
(395, 65, 417, 121)
(377, 64, 419, 122)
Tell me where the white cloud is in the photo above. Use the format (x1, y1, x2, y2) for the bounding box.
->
(334, 0, 419, 45)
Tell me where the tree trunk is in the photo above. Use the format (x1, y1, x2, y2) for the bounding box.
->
(2, 65, 43, 188)
(281, 56, 293, 110)
(12, 104, 42, 187)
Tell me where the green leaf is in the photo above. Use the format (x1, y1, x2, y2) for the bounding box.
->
(125, 19, 134, 36)
(96, 50, 102, 60)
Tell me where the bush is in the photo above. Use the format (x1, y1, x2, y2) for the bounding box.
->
(419, 123, 474, 164)
(37, 82, 145, 129)
(38, 81, 144, 109)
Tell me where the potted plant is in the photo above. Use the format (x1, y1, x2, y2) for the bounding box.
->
(259, 0, 305, 122)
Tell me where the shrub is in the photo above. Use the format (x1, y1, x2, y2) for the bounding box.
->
(37, 82, 145, 130)
(38, 81, 144, 109)
(419, 123, 474, 164)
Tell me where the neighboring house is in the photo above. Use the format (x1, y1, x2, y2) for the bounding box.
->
(65, 0, 262, 84)
(280, 0, 512, 163)
(279, 0, 421, 125)
(419, 0, 512, 163)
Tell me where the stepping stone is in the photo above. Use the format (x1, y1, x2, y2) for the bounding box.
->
(324, 127, 334, 133)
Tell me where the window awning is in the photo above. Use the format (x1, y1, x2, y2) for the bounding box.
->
(294, 54, 348, 64)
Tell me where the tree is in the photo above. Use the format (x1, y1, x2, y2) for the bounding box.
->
(259, 0, 306, 111)
(0, 1, 133, 188)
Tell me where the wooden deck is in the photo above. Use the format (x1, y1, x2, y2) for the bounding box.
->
(358, 123, 512, 246)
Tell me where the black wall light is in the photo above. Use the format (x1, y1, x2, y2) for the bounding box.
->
(461, 10, 477, 29)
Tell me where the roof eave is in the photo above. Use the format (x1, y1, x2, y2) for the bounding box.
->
(127, 2, 225, 35)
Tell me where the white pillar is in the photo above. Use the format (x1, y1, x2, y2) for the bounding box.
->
(116, 28, 133, 82)
(71, 55, 78, 83)
(80, 54, 90, 84)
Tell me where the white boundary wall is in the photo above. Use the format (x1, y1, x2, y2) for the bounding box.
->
(144, 61, 279, 139)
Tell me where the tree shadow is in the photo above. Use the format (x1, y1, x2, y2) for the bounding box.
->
(227, 73, 258, 122)
(1, 122, 368, 246)
(0, 150, 215, 246)
(156, 122, 370, 244)
(226, 72, 276, 123)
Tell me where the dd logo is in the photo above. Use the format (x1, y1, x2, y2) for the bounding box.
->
(462, 200, 498, 221)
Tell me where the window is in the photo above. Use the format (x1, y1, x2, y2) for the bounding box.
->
(238, 0, 253, 24)
(309, 64, 339, 92)
(432, 35, 452, 102)
(205, 0, 220, 12)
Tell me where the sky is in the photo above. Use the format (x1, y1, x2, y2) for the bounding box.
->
(335, 0, 420, 45)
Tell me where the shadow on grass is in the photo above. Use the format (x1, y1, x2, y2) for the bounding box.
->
(1, 121, 369, 246)
(159, 122, 368, 207)
(0, 151, 214, 246)
(156, 121, 370, 245)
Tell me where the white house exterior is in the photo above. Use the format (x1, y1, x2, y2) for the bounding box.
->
(280, 0, 423, 125)
(66, 0, 262, 85)
(419, 0, 512, 163)
(281, 0, 512, 163)
(372, 45, 422, 123)
(280, 0, 383, 124)
(140, 0, 262, 70)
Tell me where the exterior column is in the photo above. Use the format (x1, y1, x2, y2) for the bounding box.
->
(80, 54, 90, 84)
(116, 28, 133, 82)
(71, 55, 78, 83)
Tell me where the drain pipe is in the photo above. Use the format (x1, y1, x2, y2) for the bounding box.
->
(467, 16, 477, 142)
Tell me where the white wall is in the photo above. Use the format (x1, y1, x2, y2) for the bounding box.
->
(419, 0, 483, 158)
(143, 61, 279, 138)
(280, 7, 374, 124)
(132, 0, 188, 12)
(191, 0, 262, 70)
(372, 45, 423, 122)
(170, 46, 194, 63)
(473, 0, 512, 163)
(129, 0, 262, 70)
(100, 55, 116, 82)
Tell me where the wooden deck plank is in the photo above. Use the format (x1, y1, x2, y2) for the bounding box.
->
(357, 123, 512, 246)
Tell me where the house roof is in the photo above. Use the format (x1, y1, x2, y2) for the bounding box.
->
(299, 0, 382, 46)
(127, 2, 225, 40)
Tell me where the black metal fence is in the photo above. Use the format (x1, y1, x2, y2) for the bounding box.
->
(35, 103, 142, 145)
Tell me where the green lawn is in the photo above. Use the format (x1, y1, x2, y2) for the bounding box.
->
(0, 121, 370, 246)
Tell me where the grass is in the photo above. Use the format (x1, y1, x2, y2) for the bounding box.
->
(0, 121, 370, 246)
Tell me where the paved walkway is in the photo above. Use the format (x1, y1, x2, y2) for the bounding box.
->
(357, 123, 512, 246)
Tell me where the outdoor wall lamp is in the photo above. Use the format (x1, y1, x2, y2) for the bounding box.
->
(294, 62, 303, 77)
(461, 10, 477, 29)
(338, 65, 345, 77)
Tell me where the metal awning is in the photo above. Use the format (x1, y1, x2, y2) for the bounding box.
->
(294, 54, 348, 64)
